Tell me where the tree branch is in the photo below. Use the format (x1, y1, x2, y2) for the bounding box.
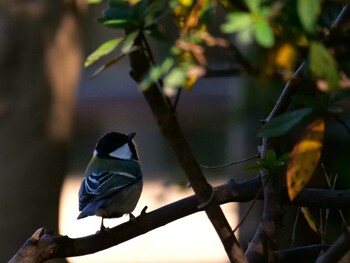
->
(273, 244, 330, 263)
(127, 31, 247, 263)
(246, 5, 350, 262)
(9, 176, 350, 262)
(315, 226, 350, 263)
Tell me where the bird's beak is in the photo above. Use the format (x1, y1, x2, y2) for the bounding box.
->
(128, 132, 136, 141)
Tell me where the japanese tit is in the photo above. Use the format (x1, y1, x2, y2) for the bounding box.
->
(77, 132, 143, 230)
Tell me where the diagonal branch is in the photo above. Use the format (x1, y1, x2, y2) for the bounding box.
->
(127, 31, 247, 263)
(9, 177, 350, 262)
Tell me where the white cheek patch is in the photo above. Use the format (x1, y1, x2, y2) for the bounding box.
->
(109, 143, 132, 159)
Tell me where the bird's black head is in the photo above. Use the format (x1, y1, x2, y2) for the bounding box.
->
(94, 132, 139, 160)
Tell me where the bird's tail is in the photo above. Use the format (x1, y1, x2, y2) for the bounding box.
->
(77, 199, 106, 219)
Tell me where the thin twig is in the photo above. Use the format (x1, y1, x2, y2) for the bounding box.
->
(201, 153, 260, 169)
(321, 164, 348, 226)
(290, 207, 301, 248)
(232, 181, 264, 233)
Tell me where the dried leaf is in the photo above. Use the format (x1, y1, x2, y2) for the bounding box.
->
(287, 118, 325, 200)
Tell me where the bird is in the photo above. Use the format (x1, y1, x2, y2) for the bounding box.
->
(77, 132, 143, 230)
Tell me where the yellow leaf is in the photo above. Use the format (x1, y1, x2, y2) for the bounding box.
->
(185, 65, 206, 91)
(179, 0, 193, 7)
(275, 43, 297, 72)
(287, 118, 325, 200)
(185, 75, 198, 91)
(301, 207, 319, 234)
(184, 0, 207, 31)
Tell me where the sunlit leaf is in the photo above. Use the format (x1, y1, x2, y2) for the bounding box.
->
(287, 118, 325, 201)
(100, 18, 137, 29)
(245, 0, 260, 12)
(183, 65, 205, 90)
(184, 75, 198, 91)
(89, 45, 140, 79)
(164, 67, 187, 89)
(237, 28, 253, 45)
(220, 12, 253, 33)
(309, 41, 339, 92)
(125, 0, 141, 5)
(253, 19, 274, 48)
(84, 37, 124, 67)
(297, 0, 320, 33)
(275, 43, 297, 72)
(140, 57, 175, 90)
(301, 207, 320, 233)
(87, 0, 103, 4)
(121, 30, 140, 53)
(179, 0, 193, 7)
(258, 108, 313, 138)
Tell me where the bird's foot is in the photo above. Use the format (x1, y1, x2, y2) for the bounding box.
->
(97, 217, 111, 233)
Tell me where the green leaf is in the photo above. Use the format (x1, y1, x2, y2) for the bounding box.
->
(265, 149, 277, 162)
(253, 19, 274, 48)
(244, 163, 264, 172)
(121, 30, 140, 53)
(84, 37, 124, 67)
(297, 0, 320, 33)
(237, 28, 253, 45)
(292, 95, 326, 110)
(109, 0, 133, 10)
(100, 18, 138, 29)
(103, 6, 133, 20)
(144, 1, 170, 27)
(220, 12, 253, 33)
(244, 150, 289, 174)
(164, 67, 187, 89)
(144, 24, 169, 42)
(309, 41, 339, 92)
(199, 0, 217, 27)
(89, 46, 140, 79)
(140, 57, 175, 90)
(245, 0, 260, 12)
(258, 108, 313, 138)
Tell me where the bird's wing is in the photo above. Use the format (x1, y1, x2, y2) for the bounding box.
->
(78, 171, 140, 211)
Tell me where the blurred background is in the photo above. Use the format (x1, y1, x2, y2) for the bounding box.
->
(60, 3, 261, 262)
(1, 1, 349, 262)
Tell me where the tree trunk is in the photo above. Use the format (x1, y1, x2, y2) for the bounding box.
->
(0, 0, 84, 261)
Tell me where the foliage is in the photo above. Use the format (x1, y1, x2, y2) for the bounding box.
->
(244, 149, 289, 175)
(287, 118, 325, 200)
(86, 0, 350, 253)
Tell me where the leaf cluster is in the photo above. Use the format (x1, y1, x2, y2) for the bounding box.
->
(245, 149, 289, 175)
(85, 0, 350, 238)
